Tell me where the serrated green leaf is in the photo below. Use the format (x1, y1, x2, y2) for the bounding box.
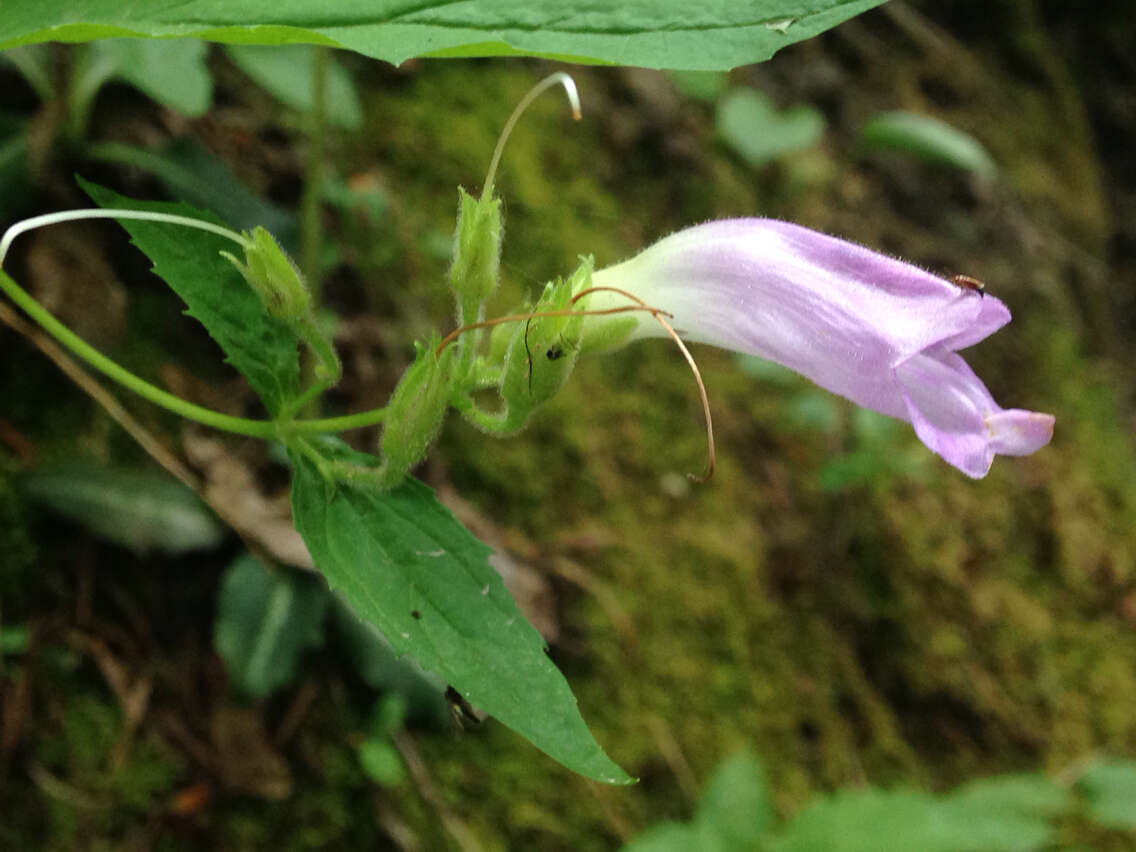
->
(89, 39, 213, 116)
(859, 111, 998, 178)
(695, 751, 775, 848)
(224, 44, 362, 129)
(88, 138, 298, 244)
(1077, 760, 1136, 830)
(0, 2, 889, 71)
(81, 180, 302, 415)
(717, 88, 826, 166)
(214, 554, 330, 697)
(289, 440, 631, 784)
(330, 597, 449, 726)
(21, 463, 225, 554)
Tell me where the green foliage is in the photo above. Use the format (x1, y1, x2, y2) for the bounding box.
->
(770, 774, 1070, 852)
(289, 438, 632, 785)
(82, 181, 303, 416)
(85, 39, 213, 116)
(1077, 761, 1136, 830)
(214, 554, 331, 698)
(449, 187, 503, 305)
(717, 89, 826, 166)
(376, 339, 455, 488)
(624, 755, 1136, 852)
(0, 1, 890, 71)
(88, 138, 298, 241)
(859, 111, 998, 178)
(223, 44, 362, 129)
(669, 70, 730, 102)
(328, 598, 449, 725)
(21, 462, 225, 553)
(358, 694, 409, 787)
(622, 753, 772, 851)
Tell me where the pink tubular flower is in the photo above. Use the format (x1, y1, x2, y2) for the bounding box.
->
(582, 219, 1054, 478)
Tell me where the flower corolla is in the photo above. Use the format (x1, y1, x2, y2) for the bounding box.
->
(581, 219, 1054, 478)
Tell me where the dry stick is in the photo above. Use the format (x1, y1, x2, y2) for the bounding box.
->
(0, 300, 199, 490)
(0, 300, 283, 560)
(571, 285, 716, 482)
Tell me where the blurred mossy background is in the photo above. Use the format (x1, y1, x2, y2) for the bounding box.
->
(2, 0, 1136, 849)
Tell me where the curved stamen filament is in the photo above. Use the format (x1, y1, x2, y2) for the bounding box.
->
(572, 285, 715, 482)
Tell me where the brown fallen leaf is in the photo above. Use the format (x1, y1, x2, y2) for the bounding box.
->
(182, 432, 315, 570)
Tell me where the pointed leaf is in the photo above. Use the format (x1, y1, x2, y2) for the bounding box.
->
(289, 441, 631, 784)
(81, 180, 302, 415)
(0, 2, 889, 72)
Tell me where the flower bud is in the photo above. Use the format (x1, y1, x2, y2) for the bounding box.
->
(495, 258, 591, 432)
(221, 226, 310, 321)
(448, 188, 502, 305)
(377, 339, 454, 488)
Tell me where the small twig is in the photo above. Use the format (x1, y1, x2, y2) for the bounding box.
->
(573, 286, 715, 482)
(0, 300, 199, 490)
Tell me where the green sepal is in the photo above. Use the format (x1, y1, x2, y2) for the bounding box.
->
(221, 225, 311, 321)
(377, 337, 455, 488)
(492, 257, 592, 432)
(448, 187, 502, 306)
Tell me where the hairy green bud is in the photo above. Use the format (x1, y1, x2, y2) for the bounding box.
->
(377, 339, 454, 488)
(221, 226, 310, 320)
(493, 257, 592, 433)
(449, 188, 502, 306)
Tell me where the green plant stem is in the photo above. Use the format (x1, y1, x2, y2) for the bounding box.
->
(0, 269, 385, 437)
(0, 269, 277, 437)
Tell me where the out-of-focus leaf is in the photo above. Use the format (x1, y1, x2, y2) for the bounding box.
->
(623, 822, 727, 852)
(669, 70, 729, 102)
(289, 438, 632, 785)
(0, 127, 32, 219)
(1077, 760, 1136, 830)
(81, 181, 302, 416)
(214, 554, 330, 698)
(859, 111, 998, 178)
(0, 2, 890, 72)
(771, 789, 944, 852)
(1, 44, 54, 100)
(88, 139, 298, 248)
(696, 751, 775, 847)
(21, 463, 225, 554)
(224, 44, 362, 130)
(358, 737, 405, 787)
(89, 39, 212, 116)
(773, 775, 1068, 852)
(717, 88, 825, 166)
(934, 773, 1068, 851)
